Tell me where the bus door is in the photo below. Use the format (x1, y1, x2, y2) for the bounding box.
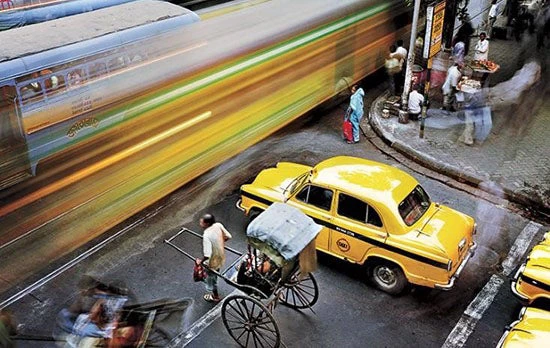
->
(0, 83, 31, 190)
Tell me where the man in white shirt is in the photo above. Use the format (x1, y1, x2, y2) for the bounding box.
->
(396, 39, 408, 64)
(408, 85, 424, 121)
(442, 62, 462, 111)
(474, 32, 489, 61)
(487, 0, 500, 38)
(198, 213, 232, 302)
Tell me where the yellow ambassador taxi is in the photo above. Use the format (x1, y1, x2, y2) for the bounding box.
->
(236, 156, 477, 295)
(511, 232, 550, 306)
(496, 306, 550, 348)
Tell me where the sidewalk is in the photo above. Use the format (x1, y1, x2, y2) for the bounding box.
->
(367, 31, 550, 215)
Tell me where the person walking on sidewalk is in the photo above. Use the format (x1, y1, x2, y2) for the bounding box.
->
(452, 39, 465, 65)
(456, 15, 475, 55)
(346, 85, 365, 144)
(396, 39, 408, 63)
(474, 32, 489, 61)
(198, 213, 232, 303)
(408, 84, 424, 121)
(385, 45, 403, 96)
(442, 62, 462, 111)
(487, 0, 500, 38)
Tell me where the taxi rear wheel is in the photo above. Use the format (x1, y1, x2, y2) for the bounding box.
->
(370, 261, 407, 295)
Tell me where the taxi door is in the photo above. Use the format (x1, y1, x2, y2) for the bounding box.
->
(329, 191, 387, 263)
(288, 183, 334, 253)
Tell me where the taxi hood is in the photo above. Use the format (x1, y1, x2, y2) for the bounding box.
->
(248, 162, 312, 195)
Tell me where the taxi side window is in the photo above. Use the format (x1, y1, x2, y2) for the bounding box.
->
(337, 193, 383, 227)
(296, 185, 333, 211)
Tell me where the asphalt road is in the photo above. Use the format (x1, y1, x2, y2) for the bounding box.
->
(6, 76, 549, 347)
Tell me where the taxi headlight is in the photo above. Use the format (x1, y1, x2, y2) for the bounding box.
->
(447, 260, 453, 272)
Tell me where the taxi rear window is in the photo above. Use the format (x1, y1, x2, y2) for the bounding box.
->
(398, 185, 430, 226)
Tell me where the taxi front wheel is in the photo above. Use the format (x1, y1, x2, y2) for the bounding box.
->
(370, 262, 407, 295)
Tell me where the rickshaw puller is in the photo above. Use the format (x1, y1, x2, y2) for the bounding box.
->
(198, 214, 232, 303)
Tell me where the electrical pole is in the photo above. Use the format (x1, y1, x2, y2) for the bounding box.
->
(400, 0, 422, 122)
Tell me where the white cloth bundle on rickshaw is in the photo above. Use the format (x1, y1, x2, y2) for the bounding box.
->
(246, 203, 322, 271)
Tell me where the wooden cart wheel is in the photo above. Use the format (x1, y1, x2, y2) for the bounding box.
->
(221, 294, 280, 348)
(279, 271, 319, 309)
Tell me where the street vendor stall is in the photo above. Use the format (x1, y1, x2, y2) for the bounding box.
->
(468, 59, 500, 87)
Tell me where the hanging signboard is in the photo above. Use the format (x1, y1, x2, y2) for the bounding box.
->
(423, 1, 446, 59)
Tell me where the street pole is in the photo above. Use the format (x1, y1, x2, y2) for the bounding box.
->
(419, 57, 432, 139)
(400, 0, 422, 119)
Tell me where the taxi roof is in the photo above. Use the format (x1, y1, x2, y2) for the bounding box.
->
(311, 156, 419, 205)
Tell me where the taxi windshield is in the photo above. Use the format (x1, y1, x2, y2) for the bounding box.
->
(398, 185, 431, 226)
(283, 171, 311, 197)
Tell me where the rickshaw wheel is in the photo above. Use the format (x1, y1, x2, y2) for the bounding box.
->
(280, 272, 319, 309)
(222, 294, 281, 348)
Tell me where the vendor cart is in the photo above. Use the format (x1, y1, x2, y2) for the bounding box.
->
(467, 60, 500, 87)
(165, 202, 322, 348)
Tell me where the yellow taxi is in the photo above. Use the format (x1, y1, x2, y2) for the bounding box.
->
(236, 156, 477, 295)
(497, 306, 550, 348)
(511, 232, 550, 306)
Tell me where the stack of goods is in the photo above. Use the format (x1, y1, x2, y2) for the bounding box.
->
(458, 78, 481, 93)
(383, 96, 401, 117)
(471, 60, 499, 72)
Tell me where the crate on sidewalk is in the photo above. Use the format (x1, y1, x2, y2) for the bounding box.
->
(383, 96, 401, 117)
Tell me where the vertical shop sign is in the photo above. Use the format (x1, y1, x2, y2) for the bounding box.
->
(423, 1, 446, 59)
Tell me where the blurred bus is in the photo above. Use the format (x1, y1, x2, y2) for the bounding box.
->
(0, 0, 138, 30)
(0, 0, 200, 190)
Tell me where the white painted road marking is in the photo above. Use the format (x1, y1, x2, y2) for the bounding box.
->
(442, 221, 542, 348)
(501, 221, 541, 276)
(169, 290, 239, 347)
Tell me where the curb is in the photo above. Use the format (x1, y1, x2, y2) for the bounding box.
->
(368, 91, 550, 216)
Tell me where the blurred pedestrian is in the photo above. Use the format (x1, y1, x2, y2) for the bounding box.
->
(535, 6, 550, 49)
(452, 39, 465, 65)
(506, 0, 520, 26)
(474, 32, 489, 61)
(414, 32, 425, 66)
(65, 299, 115, 348)
(513, 7, 529, 41)
(198, 213, 232, 303)
(54, 276, 129, 347)
(407, 84, 424, 121)
(346, 85, 365, 144)
(385, 45, 402, 96)
(0, 310, 16, 348)
(456, 15, 474, 55)
(442, 62, 462, 111)
(487, 0, 500, 38)
(396, 39, 408, 61)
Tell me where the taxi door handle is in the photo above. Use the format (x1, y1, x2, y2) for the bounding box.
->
(321, 215, 332, 221)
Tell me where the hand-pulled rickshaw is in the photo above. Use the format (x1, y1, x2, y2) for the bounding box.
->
(165, 202, 322, 348)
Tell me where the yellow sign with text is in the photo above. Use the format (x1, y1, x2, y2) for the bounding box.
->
(423, 1, 446, 59)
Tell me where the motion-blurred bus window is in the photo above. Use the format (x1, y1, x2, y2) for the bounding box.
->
(45, 73, 66, 95)
(107, 56, 126, 72)
(129, 53, 143, 65)
(18, 75, 44, 107)
(67, 68, 86, 88)
(88, 62, 108, 79)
